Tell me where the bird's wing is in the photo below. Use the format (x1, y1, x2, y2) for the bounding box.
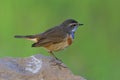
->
(32, 26, 67, 47)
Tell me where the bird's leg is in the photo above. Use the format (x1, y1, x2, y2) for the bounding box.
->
(49, 51, 66, 68)
(49, 51, 59, 60)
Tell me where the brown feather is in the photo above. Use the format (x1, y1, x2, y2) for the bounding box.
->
(32, 26, 67, 47)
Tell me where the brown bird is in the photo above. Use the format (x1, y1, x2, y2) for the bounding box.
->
(15, 19, 83, 59)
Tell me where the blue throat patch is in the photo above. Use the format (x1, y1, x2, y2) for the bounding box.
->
(70, 26, 78, 39)
(71, 32, 75, 39)
(72, 26, 77, 32)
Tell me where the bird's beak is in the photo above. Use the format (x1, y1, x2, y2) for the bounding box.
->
(78, 23, 84, 26)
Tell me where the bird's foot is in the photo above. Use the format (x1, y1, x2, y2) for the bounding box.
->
(50, 57, 67, 69)
(55, 57, 63, 62)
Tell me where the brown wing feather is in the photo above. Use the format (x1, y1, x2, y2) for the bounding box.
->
(32, 26, 67, 47)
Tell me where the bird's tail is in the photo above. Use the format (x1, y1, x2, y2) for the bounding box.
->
(14, 35, 35, 38)
(14, 35, 38, 42)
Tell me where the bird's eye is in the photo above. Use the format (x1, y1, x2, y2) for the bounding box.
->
(72, 24, 76, 26)
(69, 23, 76, 27)
(71, 24, 76, 27)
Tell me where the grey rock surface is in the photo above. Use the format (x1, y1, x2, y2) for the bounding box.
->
(0, 54, 86, 80)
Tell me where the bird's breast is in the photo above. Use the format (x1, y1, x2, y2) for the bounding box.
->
(67, 34, 73, 45)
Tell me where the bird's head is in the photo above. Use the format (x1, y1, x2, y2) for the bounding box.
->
(61, 19, 83, 33)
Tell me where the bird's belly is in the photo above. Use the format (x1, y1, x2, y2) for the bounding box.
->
(44, 35, 73, 52)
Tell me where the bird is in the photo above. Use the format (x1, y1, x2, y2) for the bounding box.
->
(14, 19, 83, 59)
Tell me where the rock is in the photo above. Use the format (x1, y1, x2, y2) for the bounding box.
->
(0, 54, 86, 80)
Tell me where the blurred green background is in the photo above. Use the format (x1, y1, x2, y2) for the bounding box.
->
(0, 0, 120, 80)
